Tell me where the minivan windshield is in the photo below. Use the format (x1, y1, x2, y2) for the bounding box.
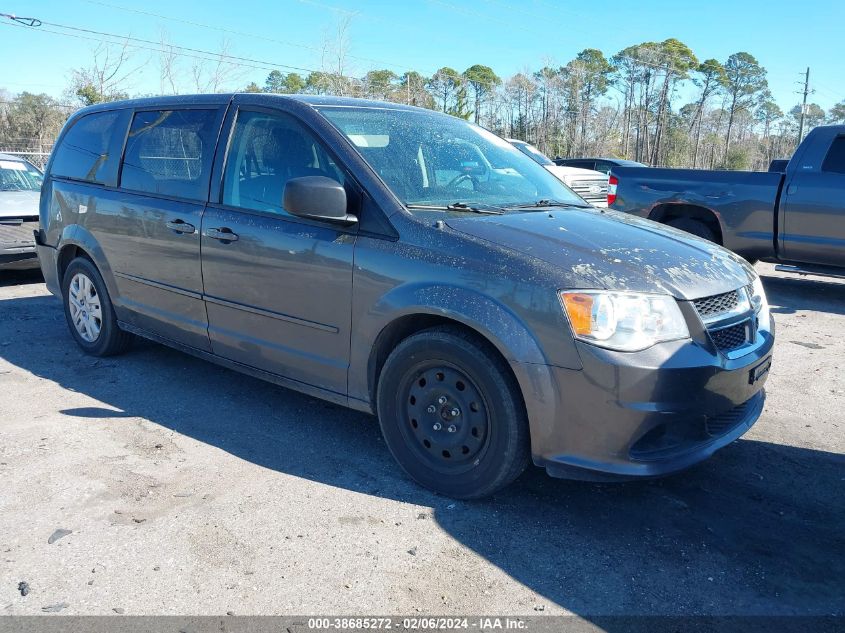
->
(0, 158, 42, 192)
(318, 107, 587, 211)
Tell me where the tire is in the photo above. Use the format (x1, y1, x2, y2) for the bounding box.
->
(61, 257, 132, 356)
(666, 217, 718, 243)
(376, 326, 530, 499)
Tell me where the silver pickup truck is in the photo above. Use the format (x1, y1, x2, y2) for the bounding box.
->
(0, 153, 42, 270)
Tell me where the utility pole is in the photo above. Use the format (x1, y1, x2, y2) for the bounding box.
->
(798, 67, 810, 144)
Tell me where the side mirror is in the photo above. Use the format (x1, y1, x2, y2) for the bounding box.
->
(283, 176, 357, 225)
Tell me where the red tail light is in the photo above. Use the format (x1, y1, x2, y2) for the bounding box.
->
(607, 174, 618, 206)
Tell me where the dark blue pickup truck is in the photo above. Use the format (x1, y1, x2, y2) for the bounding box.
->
(609, 125, 845, 278)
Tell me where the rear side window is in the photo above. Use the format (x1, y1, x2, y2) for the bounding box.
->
(50, 110, 129, 185)
(821, 137, 845, 174)
(120, 109, 220, 200)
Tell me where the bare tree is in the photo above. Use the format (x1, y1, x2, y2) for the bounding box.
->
(320, 14, 357, 97)
(68, 41, 144, 105)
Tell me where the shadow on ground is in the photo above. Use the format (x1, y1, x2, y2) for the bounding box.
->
(761, 272, 845, 316)
(0, 267, 43, 288)
(1, 287, 843, 617)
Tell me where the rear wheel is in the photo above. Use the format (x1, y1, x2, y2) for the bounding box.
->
(666, 217, 718, 243)
(376, 326, 529, 499)
(62, 257, 132, 356)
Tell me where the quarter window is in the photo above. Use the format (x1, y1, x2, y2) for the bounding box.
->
(120, 109, 220, 200)
(222, 110, 344, 215)
(821, 137, 845, 175)
(50, 110, 129, 185)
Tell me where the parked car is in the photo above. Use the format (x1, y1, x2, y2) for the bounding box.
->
(508, 139, 609, 207)
(609, 125, 845, 278)
(0, 153, 42, 270)
(555, 157, 647, 174)
(37, 94, 774, 498)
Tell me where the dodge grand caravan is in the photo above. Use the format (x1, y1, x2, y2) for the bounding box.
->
(36, 94, 775, 498)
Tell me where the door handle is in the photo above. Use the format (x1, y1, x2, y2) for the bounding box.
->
(165, 220, 196, 234)
(205, 227, 239, 242)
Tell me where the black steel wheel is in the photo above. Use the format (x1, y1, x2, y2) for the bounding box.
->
(398, 361, 491, 474)
(377, 326, 529, 499)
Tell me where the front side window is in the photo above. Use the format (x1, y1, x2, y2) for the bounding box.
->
(319, 106, 585, 210)
(0, 159, 42, 191)
(222, 110, 344, 215)
(821, 137, 845, 175)
(120, 109, 219, 200)
(51, 110, 128, 185)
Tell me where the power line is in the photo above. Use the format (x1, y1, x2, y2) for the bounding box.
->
(0, 18, 337, 81)
(81, 0, 412, 73)
(0, 11, 41, 27)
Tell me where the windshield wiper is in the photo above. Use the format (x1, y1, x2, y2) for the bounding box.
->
(505, 199, 593, 210)
(405, 202, 505, 215)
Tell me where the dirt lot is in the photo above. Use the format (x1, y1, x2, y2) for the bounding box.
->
(0, 263, 843, 617)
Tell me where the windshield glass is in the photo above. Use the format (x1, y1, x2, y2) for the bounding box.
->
(318, 107, 586, 209)
(0, 159, 42, 192)
(511, 141, 554, 166)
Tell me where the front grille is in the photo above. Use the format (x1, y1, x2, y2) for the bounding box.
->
(693, 290, 740, 320)
(706, 396, 759, 436)
(0, 219, 38, 246)
(710, 322, 749, 352)
(691, 288, 755, 353)
(569, 178, 608, 201)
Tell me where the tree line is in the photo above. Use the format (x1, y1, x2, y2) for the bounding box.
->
(2, 37, 844, 171)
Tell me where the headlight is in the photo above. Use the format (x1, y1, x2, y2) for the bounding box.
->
(559, 291, 690, 352)
(749, 276, 769, 320)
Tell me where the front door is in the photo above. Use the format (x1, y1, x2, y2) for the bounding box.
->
(200, 106, 355, 396)
(781, 135, 845, 267)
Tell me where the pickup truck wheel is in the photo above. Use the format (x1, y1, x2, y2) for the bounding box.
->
(376, 326, 529, 499)
(62, 257, 132, 356)
(666, 217, 717, 243)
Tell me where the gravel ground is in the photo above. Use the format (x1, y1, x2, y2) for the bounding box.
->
(0, 263, 842, 617)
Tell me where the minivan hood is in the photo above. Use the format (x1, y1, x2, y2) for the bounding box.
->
(446, 207, 755, 300)
(0, 190, 40, 219)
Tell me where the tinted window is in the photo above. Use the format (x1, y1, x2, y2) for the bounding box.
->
(821, 137, 845, 174)
(50, 110, 128, 185)
(121, 109, 219, 200)
(223, 110, 344, 215)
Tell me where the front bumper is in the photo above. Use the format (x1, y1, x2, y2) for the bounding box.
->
(525, 318, 775, 480)
(0, 219, 39, 268)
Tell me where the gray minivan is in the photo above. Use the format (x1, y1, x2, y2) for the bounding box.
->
(37, 94, 775, 498)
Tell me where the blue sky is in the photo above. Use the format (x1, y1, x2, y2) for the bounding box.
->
(1, 0, 842, 112)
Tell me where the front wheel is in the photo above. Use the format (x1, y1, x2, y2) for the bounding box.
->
(62, 257, 132, 356)
(376, 326, 529, 499)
